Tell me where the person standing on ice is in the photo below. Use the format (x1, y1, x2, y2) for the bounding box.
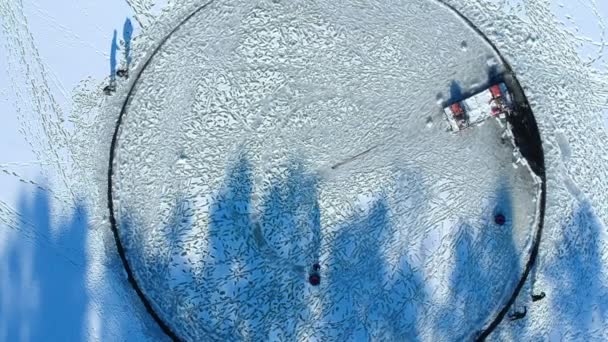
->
(309, 263, 321, 286)
(103, 30, 119, 95)
(509, 306, 527, 321)
(117, 18, 133, 78)
(531, 291, 545, 301)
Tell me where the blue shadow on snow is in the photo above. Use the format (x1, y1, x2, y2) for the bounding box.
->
(0, 190, 88, 341)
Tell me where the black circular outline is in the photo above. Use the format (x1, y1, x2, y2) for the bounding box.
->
(107, 2, 546, 341)
(107, 2, 216, 341)
(434, 2, 546, 340)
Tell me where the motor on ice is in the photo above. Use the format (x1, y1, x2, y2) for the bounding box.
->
(444, 83, 513, 132)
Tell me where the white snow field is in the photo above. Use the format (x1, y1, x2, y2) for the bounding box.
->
(111, 1, 539, 340)
(1, 0, 607, 341)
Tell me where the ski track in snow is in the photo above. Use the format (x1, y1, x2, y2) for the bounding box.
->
(0, 0, 607, 341)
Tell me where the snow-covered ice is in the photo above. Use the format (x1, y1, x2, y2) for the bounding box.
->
(1, 0, 607, 341)
(110, 1, 539, 340)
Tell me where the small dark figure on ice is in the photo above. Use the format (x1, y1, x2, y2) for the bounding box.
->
(104, 18, 133, 94)
(309, 263, 321, 286)
(532, 292, 546, 302)
(103, 84, 116, 95)
(116, 68, 129, 79)
(509, 306, 527, 321)
(309, 273, 320, 286)
(494, 213, 506, 226)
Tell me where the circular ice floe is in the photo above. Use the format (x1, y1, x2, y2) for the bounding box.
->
(110, 0, 541, 340)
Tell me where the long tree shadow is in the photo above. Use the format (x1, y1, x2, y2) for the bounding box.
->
(139, 155, 316, 340)
(118, 152, 537, 341)
(258, 160, 321, 267)
(323, 195, 425, 341)
(135, 153, 425, 341)
(0, 189, 88, 341)
(544, 200, 607, 340)
(434, 183, 520, 341)
(1, 188, 165, 341)
(195, 155, 316, 340)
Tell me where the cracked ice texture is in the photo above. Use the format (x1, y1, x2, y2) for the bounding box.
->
(111, 0, 540, 340)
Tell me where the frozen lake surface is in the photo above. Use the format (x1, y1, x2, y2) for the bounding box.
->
(111, 1, 539, 340)
(2, 0, 607, 341)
